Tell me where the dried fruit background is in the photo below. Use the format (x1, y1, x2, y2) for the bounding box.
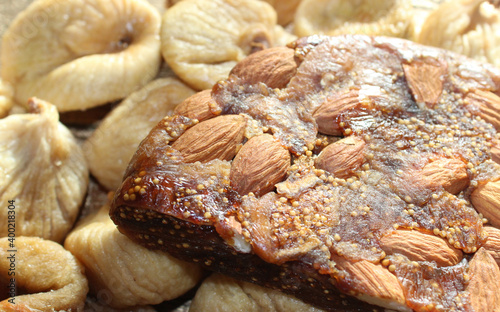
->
(0, 1, 192, 311)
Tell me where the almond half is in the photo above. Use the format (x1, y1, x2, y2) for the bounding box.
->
(312, 89, 362, 136)
(379, 230, 463, 267)
(470, 180, 500, 228)
(229, 47, 297, 89)
(315, 136, 366, 179)
(334, 256, 410, 312)
(465, 89, 500, 131)
(466, 247, 500, 311)
(420, 158, 469, 195)
(171, 114, 246, 163)
(491, 140, 500, 165)
(174, 89, 219, 122)
(230, 134, 291, 196)
(403, 58, 447, 108)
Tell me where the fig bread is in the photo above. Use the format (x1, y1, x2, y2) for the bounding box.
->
(110, 35, 500, 311)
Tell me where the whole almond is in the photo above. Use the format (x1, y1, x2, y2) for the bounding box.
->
(172, 114, 246, 163)
(379, 230, 463, 266)
(466, 248, 500, 311)
(465, 90, 500, 131)
(230, 134, 290, 196)
(483, 226, 500, 268)
(315, 136, 365, 178)
(334, 256, 408, 311)
(470, 180, 500, 228)
(174, 89, 218, 122)
(403, 59, 447, 108)
(312, 89, 361, 136)
(230, 47, 297, 89)
(420, 158, 469, 194)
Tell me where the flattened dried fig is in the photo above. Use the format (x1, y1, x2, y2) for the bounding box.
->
(190, 274, 327, 312)
(0, 79, 13, 118)
(1, 0, 161, 111)
(294, 0, 413, 38)
(65, 201, 203, 308)
(0, 236, 88, 311)
(84, 78, 195, 191)
(418, 0, 500, 67)
(0, 98, 88, 242)
(160, 0, 295, 90)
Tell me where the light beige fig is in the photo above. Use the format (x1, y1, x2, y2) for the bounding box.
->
(160, 0, 296, 90)
(294, 0, 413, 38)
(466, 247, 500, 311)
(417, 0, 500, 67)
(315, 136, 366, 178)
(379, 230, 463, 266)
(84, 78, 195, 191)
(166, 0, 302, 26)
(406, 0, 446, 41)
(171, 114, 247, 163)
(230, 134, 291, 196)
(65, 201, 203, 308)
(483, 226, 500, 267)
(84, 297, 156, 312)
(1, 0, 161, 111)
(0, 236, 88, 311)
(0, 98, 88, 242)
(470, 179, 500, 228)
(189, 273, 327, 312)
(0, 79, 13, 118)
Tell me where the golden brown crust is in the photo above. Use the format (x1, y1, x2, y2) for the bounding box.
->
(111, 35, 500, 311)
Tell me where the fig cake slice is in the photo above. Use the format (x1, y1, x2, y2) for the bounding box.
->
(110, 35, 500, 312)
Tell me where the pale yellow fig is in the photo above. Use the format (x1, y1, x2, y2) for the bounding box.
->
(417, 0, 500, 67)
(1, 0, 161, 112)
(190, 274, 327, 312)
(0, 79, 13, 118)
(0, 98, 88, 242)
(64, 201, 203, 308)
(166, 0, 302, 26)
(0, 236, 88, 311)
(406, 0, 446, 41)
(294, 0, 413, 38)
(84, 78, 195, 191)
(85, 297, 156, 312)
(161, 0, 296, 90)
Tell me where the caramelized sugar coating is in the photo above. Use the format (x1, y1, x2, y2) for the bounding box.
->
(0, 236, 88, 311)
(111, 35, 500, 311)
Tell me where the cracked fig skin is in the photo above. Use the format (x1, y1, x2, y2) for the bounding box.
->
(111, 35, 500, 311)
(0, 98, 88, 242)
(1, 0, 161, 112)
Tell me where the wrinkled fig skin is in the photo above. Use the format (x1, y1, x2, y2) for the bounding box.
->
(111, 35, 500, 311)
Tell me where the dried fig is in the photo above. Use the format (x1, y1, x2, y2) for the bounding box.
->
(160, 0, 296, 90)
(1, 0, 161, 111)
(84, 78, 195, 191)
(0, 98, 88, 242)
(0, 79, 13, 118)
(65, 200, 203, 308)
(0, 236, 88, 311)
(190, 274, 326, 312)
(417, 0, 500, 67)
(294, 0, 413, 38)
